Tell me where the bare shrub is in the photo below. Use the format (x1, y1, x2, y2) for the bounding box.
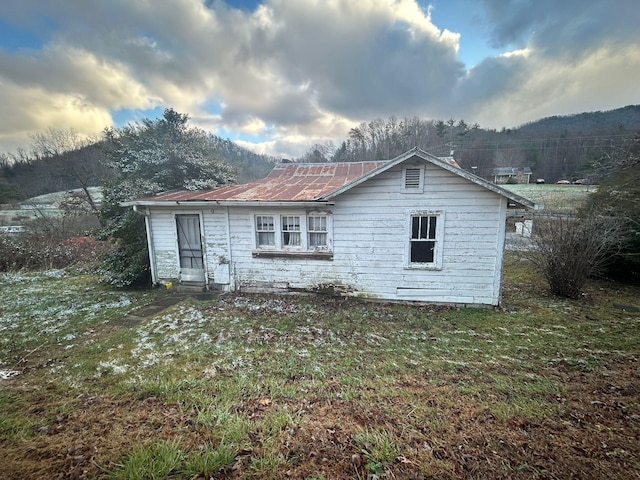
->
(525, 212, 623, 299)
(0, 234, 113, 272)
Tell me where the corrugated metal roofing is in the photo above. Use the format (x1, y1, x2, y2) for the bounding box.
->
(140, 161, 389, 203)
(126, 148, 535, 209)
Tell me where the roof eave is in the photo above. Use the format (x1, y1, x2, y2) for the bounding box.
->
(123, 199, 334, 208)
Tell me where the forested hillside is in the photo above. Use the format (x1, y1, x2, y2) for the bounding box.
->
(300, 105, 640, 183)
(0, 132, 276, 202)
(1, 105, 639, 203)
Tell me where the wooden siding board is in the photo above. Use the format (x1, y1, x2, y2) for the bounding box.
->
(202, 210, 231, 285)
(326, 164, 502, 304)
(149, 211, 178, 280)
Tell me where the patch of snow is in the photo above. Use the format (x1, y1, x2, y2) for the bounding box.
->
(97, 360, 129, 375)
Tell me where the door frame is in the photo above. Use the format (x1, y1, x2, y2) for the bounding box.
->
(174, 212, 207, 285)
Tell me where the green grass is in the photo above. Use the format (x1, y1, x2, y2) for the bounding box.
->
(107, 439, 184, 480)
(503, 183, 595, 212)
(353, 428, 402, 475)
(1, 257, 639, 479)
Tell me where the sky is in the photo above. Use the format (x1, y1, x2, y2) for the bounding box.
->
(0, 0, 639, 159)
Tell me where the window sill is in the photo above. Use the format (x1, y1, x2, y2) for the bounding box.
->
(252, 250, 333, 261)
(405, 264, 442, 271)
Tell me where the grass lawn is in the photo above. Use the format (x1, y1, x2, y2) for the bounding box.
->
(502, 184, 595, 212)
(0, 256, 639, 479)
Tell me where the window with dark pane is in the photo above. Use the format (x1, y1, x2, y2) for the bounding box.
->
(410, 215, 437, 263)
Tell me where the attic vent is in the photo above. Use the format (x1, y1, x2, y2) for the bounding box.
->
(403, 166, 424, 192)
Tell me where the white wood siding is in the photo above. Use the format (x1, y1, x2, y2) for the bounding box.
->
(147, 207, 232, 288)
(202, 209, 231, 286)
(228, 207, 340, 291)
(330, 163, 505, 304)
(148, 210, 179, 281)
(224, 162, 506, 305)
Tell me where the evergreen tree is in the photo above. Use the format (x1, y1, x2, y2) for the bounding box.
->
(99, 109, 236, 286)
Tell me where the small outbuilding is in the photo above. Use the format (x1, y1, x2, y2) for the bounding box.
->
(125, 148, 536, 306)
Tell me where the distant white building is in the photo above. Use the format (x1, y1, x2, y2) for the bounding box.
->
(0, 226, 26, 234)
(492, 167, 532, 184)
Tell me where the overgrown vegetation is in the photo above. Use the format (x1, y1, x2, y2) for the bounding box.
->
(525, 211, 623, 298)
(0, 190, 113, 273)
(0, 234, 111, 272)
(512, 132, 639, 296)
(1, 254, 638, 479)
(582, 132, 640, 283)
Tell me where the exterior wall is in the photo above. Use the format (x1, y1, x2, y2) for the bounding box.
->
(227, 206, 337, 292)
(202, 208, 232, 287)
(330, 163, 506, 305)
(145, 161, 508, 305)
(225, 162, 506, 305)
(146, 207, 231, 288)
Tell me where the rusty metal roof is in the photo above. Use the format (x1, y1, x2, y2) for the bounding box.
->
(126, 148, 536, 209)
(438, 156, 461, 169)
(139, 161, 389, 203)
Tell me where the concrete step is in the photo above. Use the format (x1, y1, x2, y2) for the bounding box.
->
(177, 282, 206, 293)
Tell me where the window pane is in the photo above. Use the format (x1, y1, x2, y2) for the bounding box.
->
(258, 231, 275, 246)
(309, 232, 327, 247)
(308, 216, 326, 232)
(256, 216, 274, 231)
(428, 216, 437, 239)
(411, 216, 420, 239)
(420, 217, 428, 239)
(410, 241, 435, 263)
(281, 216, 301, 246)
(283, 232, 301, 246)
(282, 216, 300, 231)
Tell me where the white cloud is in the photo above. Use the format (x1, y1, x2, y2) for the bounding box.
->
(0, 0, 638, 157)
(0, 79, 113, 152)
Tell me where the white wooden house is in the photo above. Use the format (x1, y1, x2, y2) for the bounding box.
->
(125, 148, 536, 306)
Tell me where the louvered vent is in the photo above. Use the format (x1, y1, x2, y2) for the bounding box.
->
(404, 168, 421, 189)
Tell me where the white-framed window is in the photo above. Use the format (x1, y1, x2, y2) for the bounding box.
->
(308, 215, 328, 247)
(407, 211, 444, 269)
(253, 212, 332, 254)
(402, 165, 425, 192)
(256, 215, 275, 247)
(281, 215, 301, 247)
